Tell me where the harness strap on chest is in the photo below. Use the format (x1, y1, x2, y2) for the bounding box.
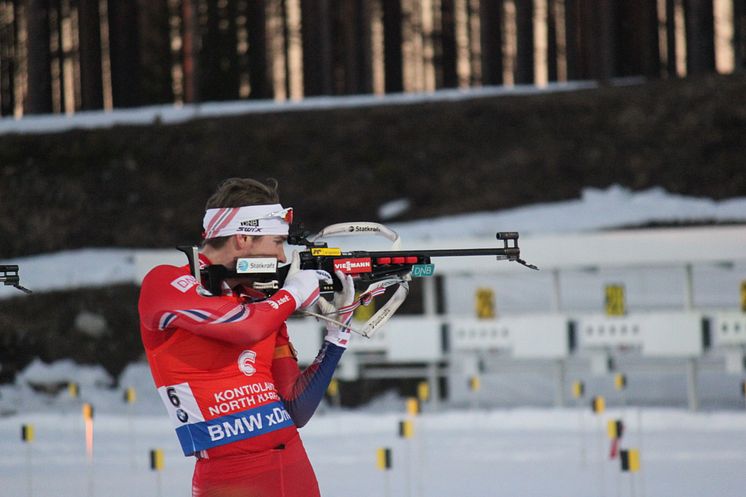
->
(273, 343, 297, 360)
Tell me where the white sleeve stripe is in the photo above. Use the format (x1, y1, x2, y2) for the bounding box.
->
(210, 304, 250, 324)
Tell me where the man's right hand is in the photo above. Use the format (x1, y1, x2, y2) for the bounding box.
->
(282, 250, 331, 310)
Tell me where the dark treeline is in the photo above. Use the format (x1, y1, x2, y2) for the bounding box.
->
(0, 72, 745, 259)
(1, 0, 745, 116)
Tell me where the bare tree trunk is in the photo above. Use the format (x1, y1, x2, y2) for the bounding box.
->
(684, 0, 715, 74)
(199, 0, 240, 101)
(247, 0, 271, 99)
(514, 0, 534, 84)
(300, 0, 332, 96)
(200, 0, 220, 100)
(576, 0, 596, 79)
(617, 0, 660, 78)
(565, 0, 581, 79)
(665, 0, 677, 76)
(52, 0, 65, 112)
(639, 0, 661, 77)
(78, 0, 103, 110)
(479, 0, 503, 85)
(339, 0, 372, 94)
(25, 0, 53, 114)
(354, 0, 373, 93)
(593, 0, 617, 83)
(182, 0, 199, 102)
(225, 0, 239, 95)
(734, 0, 745, 71)
(138, 0, 173, 104)
(107, 0, 142, 108)
(280, 0, 291, 97)
(382, 0, 403, 92)
(438, 0, 457, 88)
(1, 0, 17, 115)
(546, 0, 558, 81)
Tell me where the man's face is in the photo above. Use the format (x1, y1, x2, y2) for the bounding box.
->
(240, 235, 288, 263)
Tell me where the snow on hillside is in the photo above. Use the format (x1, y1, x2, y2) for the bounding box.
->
(0, 81, 601, 136)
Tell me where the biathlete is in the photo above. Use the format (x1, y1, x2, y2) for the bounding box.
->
(138, 177, 355, 497)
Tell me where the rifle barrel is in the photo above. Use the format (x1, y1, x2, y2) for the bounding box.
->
(363, 248, 518, 258)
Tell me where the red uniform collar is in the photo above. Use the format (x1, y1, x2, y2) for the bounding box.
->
(197, 252, 212, 268)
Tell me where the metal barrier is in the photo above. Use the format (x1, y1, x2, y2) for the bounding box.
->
(709, 311, 746, 373)
(574, 312, 706, 357)
(293, 310, 746, 410)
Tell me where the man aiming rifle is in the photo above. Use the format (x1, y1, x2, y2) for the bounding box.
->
(138, 177, 355, 497)
(139, 176, 535, 497)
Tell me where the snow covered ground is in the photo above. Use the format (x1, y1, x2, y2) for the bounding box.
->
(1, 361, 746, 497)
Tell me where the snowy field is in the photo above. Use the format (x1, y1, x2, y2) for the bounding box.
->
(2, 402, 746, 497)
(0, 361, 745, 497)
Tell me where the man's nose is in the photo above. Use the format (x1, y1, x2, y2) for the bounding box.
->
(277, 246, 287, 264)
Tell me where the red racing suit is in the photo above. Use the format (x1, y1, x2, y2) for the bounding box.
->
(138, 255, 343, 497)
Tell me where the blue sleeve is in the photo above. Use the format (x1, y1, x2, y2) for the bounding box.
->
(276, 342, 344, 427)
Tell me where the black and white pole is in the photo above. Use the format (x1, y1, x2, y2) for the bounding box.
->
(399, 419, 414, 497)
(68, 382, 80, 444)
(573, 380, 586, 466)
(22, 424, 34, 497)
(620, 448, 641, 497)
(124, 387, 137, 470)
(416, 382, 429, 497)
(469, 375, 480, 410)
(607, 419, 624, 497)
(376, 447, 392, 497)
(592, 396, 606, 497)
(615, 374, 627, 410)
(150, 449, 164, 497)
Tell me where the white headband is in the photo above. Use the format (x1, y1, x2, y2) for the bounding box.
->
(202, 204, 292, 238)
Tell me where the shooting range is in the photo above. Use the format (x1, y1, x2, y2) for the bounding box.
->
(2, 0, 746, 496)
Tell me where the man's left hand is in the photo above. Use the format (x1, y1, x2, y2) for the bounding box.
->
(317, 270, 355, 348)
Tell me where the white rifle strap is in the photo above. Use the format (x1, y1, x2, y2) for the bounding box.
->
(306, 222, 409, 338)
(301, 278, 410, 338)
(308, 222, 402, 250)
(358, 279, 409, 337)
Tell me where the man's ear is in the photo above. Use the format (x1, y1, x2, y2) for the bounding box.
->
(233, 234, 253, 251)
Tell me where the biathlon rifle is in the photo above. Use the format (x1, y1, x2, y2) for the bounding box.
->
(0, 265, 32, 294)
(178, 222, 537, 337)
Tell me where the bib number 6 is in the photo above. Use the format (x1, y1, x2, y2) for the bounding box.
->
(166, 387, 189, 423)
